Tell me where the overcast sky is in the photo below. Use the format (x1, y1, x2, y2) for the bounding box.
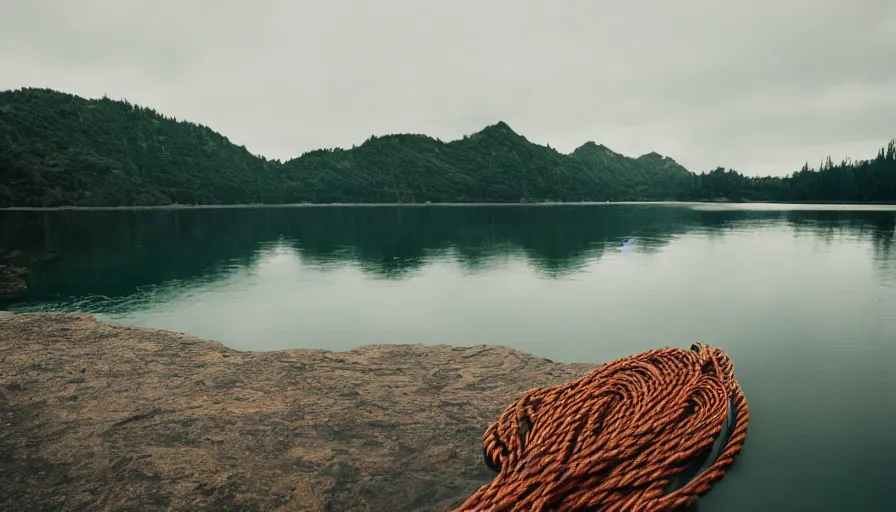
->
(1, 0, 894, 176)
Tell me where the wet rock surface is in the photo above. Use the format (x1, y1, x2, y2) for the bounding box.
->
(0, 313, 592, 511)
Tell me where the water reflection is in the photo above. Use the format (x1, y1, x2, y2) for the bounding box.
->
(3, 205, 896, 306)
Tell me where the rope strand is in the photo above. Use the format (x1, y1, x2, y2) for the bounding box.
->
(455, 343, 749, 511)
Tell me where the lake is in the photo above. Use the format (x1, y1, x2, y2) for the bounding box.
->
(2, 203, 895, 511)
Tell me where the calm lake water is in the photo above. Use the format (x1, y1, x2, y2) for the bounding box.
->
(2, 203, 895, 511)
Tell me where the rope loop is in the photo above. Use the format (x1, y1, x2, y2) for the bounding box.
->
(455, 344, 749, 512)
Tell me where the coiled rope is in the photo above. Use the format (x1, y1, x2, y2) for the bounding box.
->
(454, 343, 749, 512)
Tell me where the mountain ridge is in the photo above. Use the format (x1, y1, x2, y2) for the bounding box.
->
(1, 87, 894, 206)
(1, 88, 679, 168)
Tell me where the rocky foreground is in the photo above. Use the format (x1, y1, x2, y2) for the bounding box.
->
(0, 313, 593, 511)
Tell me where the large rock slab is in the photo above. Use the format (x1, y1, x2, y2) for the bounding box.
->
(0, 313, 592, 511)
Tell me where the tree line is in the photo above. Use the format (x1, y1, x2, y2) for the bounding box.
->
(1, 88, 893, 207)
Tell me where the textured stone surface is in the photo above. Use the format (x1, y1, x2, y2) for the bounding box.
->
(0, 313, 592, 511)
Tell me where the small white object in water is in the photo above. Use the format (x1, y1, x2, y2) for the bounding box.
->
(618, 237, 635, 255)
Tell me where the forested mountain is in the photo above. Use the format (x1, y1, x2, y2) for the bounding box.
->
(0, 88, 894, 207)
(279, 122, 693, 203)
(0, 88, 282, 206)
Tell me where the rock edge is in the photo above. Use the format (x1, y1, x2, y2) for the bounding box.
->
(0, 313, 593, 512)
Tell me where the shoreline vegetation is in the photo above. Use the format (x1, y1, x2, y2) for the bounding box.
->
(1, 88, 894, 208)
(0, 313, 593, 511)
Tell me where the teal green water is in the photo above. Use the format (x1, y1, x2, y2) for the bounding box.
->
(3, 204, 895, 511)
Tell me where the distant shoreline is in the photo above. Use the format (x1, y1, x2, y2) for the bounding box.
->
(0, 201, 682, 211)
(2, 200, 896, 211)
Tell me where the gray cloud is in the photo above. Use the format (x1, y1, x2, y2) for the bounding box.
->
(1, 0, 894, 175)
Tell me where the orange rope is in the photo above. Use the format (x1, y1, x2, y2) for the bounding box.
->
(454, 343, 749, 512)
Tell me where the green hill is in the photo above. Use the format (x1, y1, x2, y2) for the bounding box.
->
(0, 88, 284, 207)
(0, 88, 693, 206)
(0, 88, 894, 207)
(278, 122, 695, 203)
